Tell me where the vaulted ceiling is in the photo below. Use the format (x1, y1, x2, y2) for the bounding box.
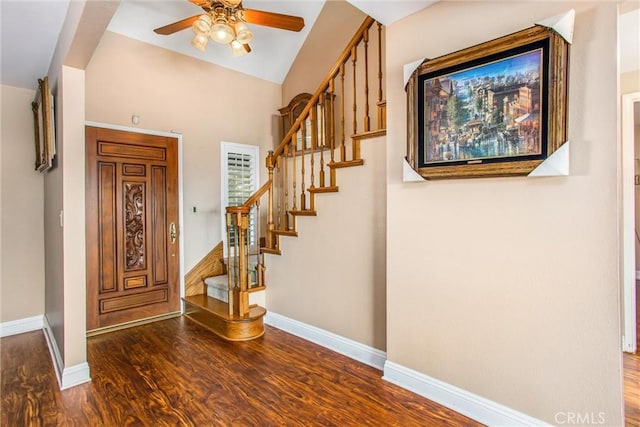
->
(0, 1, 637, 90)
(0, 0, 436, 89)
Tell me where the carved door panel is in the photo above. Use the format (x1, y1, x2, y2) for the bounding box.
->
(86, 126, 180, 332)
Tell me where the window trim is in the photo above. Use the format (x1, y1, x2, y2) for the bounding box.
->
(220, 141, 260, 255)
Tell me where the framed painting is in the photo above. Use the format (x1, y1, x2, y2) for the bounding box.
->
(406, 25, 569, 179)
(32, 76, 55, 172)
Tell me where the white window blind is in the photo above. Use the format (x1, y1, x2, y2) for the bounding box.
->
(221, 142, 259, 250)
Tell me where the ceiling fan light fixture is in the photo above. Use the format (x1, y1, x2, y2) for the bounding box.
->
(234, 21, 253, 44)
(223, 0, 242, 7)
(192, 14, 212, 36)
(191, 34, 209, 52)
(211, 23, 234, 44)
(210, 14, 235, 44)
(153, 1, 304, 58)
(231, 40, 246, 57)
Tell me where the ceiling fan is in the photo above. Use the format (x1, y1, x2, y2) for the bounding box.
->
(153, 0, 305, 57)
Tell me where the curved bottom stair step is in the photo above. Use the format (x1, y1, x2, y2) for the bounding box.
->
(183, 294, 266, 341)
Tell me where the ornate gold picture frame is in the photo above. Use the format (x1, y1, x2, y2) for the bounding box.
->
(32, 77, 55, 172)
(406, 25, 569, 179)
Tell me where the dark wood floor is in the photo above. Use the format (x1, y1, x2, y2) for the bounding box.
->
(625, 286, 640, 427)
(1, 317, 482, 426)
(625, 352, 640, 426)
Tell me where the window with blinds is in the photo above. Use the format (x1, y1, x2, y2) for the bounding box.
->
(221, 142, 259, 250)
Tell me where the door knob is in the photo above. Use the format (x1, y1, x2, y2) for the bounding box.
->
(170, 222, 176, 244)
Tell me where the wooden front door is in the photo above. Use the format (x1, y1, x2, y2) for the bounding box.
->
(86, 126, 180, 332)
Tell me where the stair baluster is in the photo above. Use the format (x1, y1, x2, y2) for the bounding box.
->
(319, 93, 326, 188)
(300, 123, 306, 210)
(328, 79, 337, 187)
(363, 27, 370, 133)
(310, 103, 316, 191)
(377, 22, 386, 130)
(340, 62, 346, 162)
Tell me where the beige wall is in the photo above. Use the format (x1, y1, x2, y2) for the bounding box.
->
(85, 32, 282, 271)
(386, 2, 622, 425)
(266, 136, 386, 349)
(282, 0, 366, 104)
(44, 84, 65, 354)
(0, 85, 45, 323)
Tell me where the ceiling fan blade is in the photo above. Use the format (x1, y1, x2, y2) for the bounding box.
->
(154, 15, 200, 35)
(242, 9, 305, 32)
(244, 44, 251, 54)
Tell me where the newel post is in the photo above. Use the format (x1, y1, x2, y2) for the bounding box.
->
(266, 150, 275, 249)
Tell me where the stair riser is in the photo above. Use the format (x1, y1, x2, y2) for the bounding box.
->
(207, 285, 228, 303)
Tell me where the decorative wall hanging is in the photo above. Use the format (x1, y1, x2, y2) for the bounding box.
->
(32, 76, 55, 172)
(405, 22, 570, 179)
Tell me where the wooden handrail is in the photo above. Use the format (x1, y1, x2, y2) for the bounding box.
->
(273, 16, 375, 159)
(242, 179, 272, 208)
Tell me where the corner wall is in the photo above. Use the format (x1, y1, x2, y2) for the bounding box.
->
(0, 85, 45, 323)
(42, 66, 89, 384)
(385, 2, 622, 424)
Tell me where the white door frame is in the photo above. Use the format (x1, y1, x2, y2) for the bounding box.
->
(622, 91, 639, 353)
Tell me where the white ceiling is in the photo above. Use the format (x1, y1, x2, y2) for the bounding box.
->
(0, 1, 638, 90)
(106, 0, 325, 83)
(1, 0, 71, 89)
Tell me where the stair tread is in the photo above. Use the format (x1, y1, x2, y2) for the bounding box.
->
(328, 159, 364, 169)
(183, 295, 265, 321)
(351, 129, 386, 140)
(289, 209, 317, 216)
(273, 229, 298, 237)
(308, 186, 339, 193)
(261, 247, 281, 255)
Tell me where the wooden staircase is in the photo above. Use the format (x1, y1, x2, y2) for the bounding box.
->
(182, 242, 267, 340)
(181, 16, 386, 341)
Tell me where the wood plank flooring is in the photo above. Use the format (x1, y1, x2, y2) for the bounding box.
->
(625, 285, 640, 427)
(1, 317, 482, 426)
(625, 352, 640, 426)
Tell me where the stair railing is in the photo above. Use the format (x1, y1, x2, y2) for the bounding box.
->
(225, 16, 385, 317)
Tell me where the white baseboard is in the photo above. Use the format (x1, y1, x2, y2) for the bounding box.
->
(60, 362, 91, 390)
(0, 315, 44, 337)
(383, 361, 547, 427)
(43, 315, 91, 390)
(264, 311, 387, 370)
(43, 315, 65, 387)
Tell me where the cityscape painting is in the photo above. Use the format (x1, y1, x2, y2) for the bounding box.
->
(406, 26, 569, 179)
(419, 48, 544, 166)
